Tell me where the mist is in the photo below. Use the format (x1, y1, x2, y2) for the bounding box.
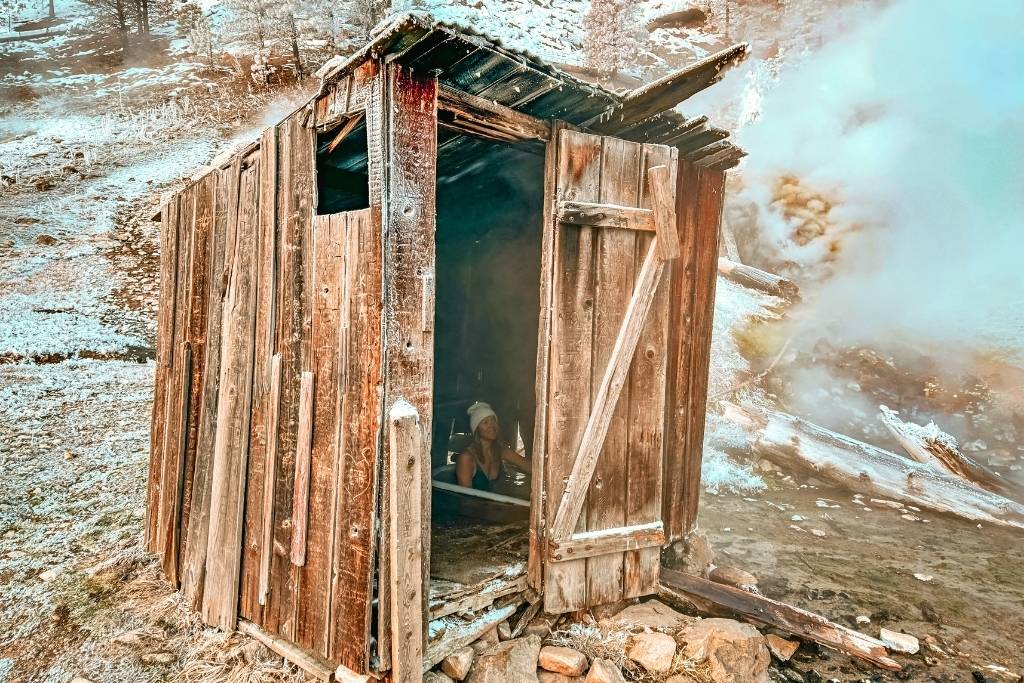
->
(721, 0, 1024, 362)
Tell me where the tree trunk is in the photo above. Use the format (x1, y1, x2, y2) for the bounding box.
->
(49, 0, 56, 19)
(288, 12, 303, 79)
(115, 0, 129, 51)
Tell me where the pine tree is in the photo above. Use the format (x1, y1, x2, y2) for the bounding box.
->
(583, 0, 642, 77)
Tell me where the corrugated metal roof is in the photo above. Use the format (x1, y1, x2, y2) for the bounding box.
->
(315, 11, 746, 170)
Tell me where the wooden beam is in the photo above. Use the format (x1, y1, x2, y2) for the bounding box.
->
(290, 371, 315, 566)
(648, 165, 679, 260)
(549, 238, 666, 541)
(685, 138, 732, 162)
(438, 84, 550, 143)
(557, 201, 655, 231)
(660, 569, 901, 671)
(591, 43, 748, 130)
(326, 113, 365, 154)
(238, 619, 336, 682)
(423, 602, 521, 673)
(549, 522, 665, 562)
(429, 576, 527, 620)
(698, 146, 747, 170)
(387, 402, 425, 683)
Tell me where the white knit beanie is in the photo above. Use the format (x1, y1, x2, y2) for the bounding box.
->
(467, 401, 497, 434)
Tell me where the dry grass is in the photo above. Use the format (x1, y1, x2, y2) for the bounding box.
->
(547, 623, 714, 683)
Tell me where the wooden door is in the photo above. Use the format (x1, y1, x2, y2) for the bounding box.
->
(532, 128, 679, 614)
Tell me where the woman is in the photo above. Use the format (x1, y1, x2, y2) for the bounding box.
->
(456, 401, 531, 491)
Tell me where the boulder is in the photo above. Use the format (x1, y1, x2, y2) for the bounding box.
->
(765, 634, 799, 662)
(539, 646, 588, 676)
(537, 673, 583, 683)
(600, 599, 692, 634)
(472, 627, 500, 653)
(497, 620, 513, 641)
(425, 672, 456, 683)
(879, 628, 919, 654)
(466, 635, 542, 683)
(708, 565, 759, 591)
(679, 619, 769, 683)
(666, 529, 714, 576)
(442, 646, 475, 680)
(524, 614, 558, 639)
(585, 658, 626, 683)
(625, 632, 677, 673)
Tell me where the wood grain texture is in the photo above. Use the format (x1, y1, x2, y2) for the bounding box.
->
(528, 119, 561, 593)
(387, 405, 424, 683)
(544, 129, 600, 614)
(259, 353, 282, 607)
(181, 158, 240, 608)
(624, 145, 675, 598)
(290, 371, 316, 567)
(239, 127, 278, 623)
(549, 522, 665, 562)
(201, 161, 261, 630)
(557, 201, 655, 232)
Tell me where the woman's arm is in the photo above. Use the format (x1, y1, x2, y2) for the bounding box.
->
(455, 450, 476, 487)
(501, 447, 532, 475)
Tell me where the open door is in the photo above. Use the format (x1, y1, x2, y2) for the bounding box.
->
(532, 127, 680, 614)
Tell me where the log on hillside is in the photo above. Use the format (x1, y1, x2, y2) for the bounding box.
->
(879, 405, 1017, 499)
(722, 402, 1024, 531)
(718, 258, 800, 300)
(659, 569, 901, 671)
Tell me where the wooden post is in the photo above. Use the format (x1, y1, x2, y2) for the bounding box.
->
(387, 402, 424, 683)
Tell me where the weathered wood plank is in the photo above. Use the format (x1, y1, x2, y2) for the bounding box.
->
(181, 158, 240, 608)
(648, 165, 679, 261)
(326, 112, 365, 154)
(327, 209, 381, 671)
(544, 129, 600, 614)
(660, 569, 901, 671)
(528, 119, 560, 593)
(291, 371, 316, 566)
(388, 403, 424, 683)
(259, 353, 282, 607)
(586, 135, 640, 607)
(238, 619, 337, 682)
(624, 145, 675, 598)
(438, 84, 550, 144)
(146, 193, 179, 553)
(240, 127, 278, 623)
(201, 161, 261, 630)
(558, 200, 655, 232)
(550, 522, 665, 563)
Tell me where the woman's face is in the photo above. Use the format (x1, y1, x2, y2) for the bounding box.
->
(477, 415, 499, 441)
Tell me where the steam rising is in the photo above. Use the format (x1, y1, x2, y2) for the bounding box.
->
(732, 0, 1024, 360)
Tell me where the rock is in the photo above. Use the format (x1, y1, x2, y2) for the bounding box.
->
(497, 620, 513, 641)
(679, 618, 769, 683)
(539, 646, 588, 676)
(35, 233, 58, 246)
(466, 635, 542, 683)
(781, 669, 804, 682)
(70, 678, 96, 683)
(585, 658, 626, 683)
(442, 646, 476, 680)
(111, 631, 144, 646)
(709, 565, 759, 591)
(140, 652, 175, 665)
(537, 672, 583, 683)
(39, 567, 62, 582)
(625, 632, 676, 673)
(599, 599, 691, 634)
(879, 628, 919, 654)
(471, 627, 500, 653)
(855, 615, 871, 625)
(425, 672, 456, 683)
(765, 634, 799, 662)
(524, 615, 557, 640)
(666, 529, 714, 576)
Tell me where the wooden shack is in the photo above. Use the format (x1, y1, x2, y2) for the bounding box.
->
(145, 12, 747, 681)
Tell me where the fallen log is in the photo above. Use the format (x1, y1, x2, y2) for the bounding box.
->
(659, 569, 901, 671)
(878, 405, 1017, 499)
(722, 402, 1024, 530)
(718, 258, 800, 300)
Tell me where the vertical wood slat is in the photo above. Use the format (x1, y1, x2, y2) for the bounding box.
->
(240, 126, 279, 622)
(177, 172, 218, 580)
(371, 61, 438, 673)
(586, 136, 641, 607)
(387, 403, 425, 683)
(296, 211, 345, 656)
(544, 130, 601, 614)
(624, 147, 676, 598)
(201, 161, 262, 630)
(147, 194, 180, 553)
(681, 168, 725, 533)
(327, 208, 380, 670)
(159, 185, 195, 581)
(181, 158, 241, 608)
(291, 371, 316, 566)
(259, 353, 283, 606)
(528, 119, 563, 592)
